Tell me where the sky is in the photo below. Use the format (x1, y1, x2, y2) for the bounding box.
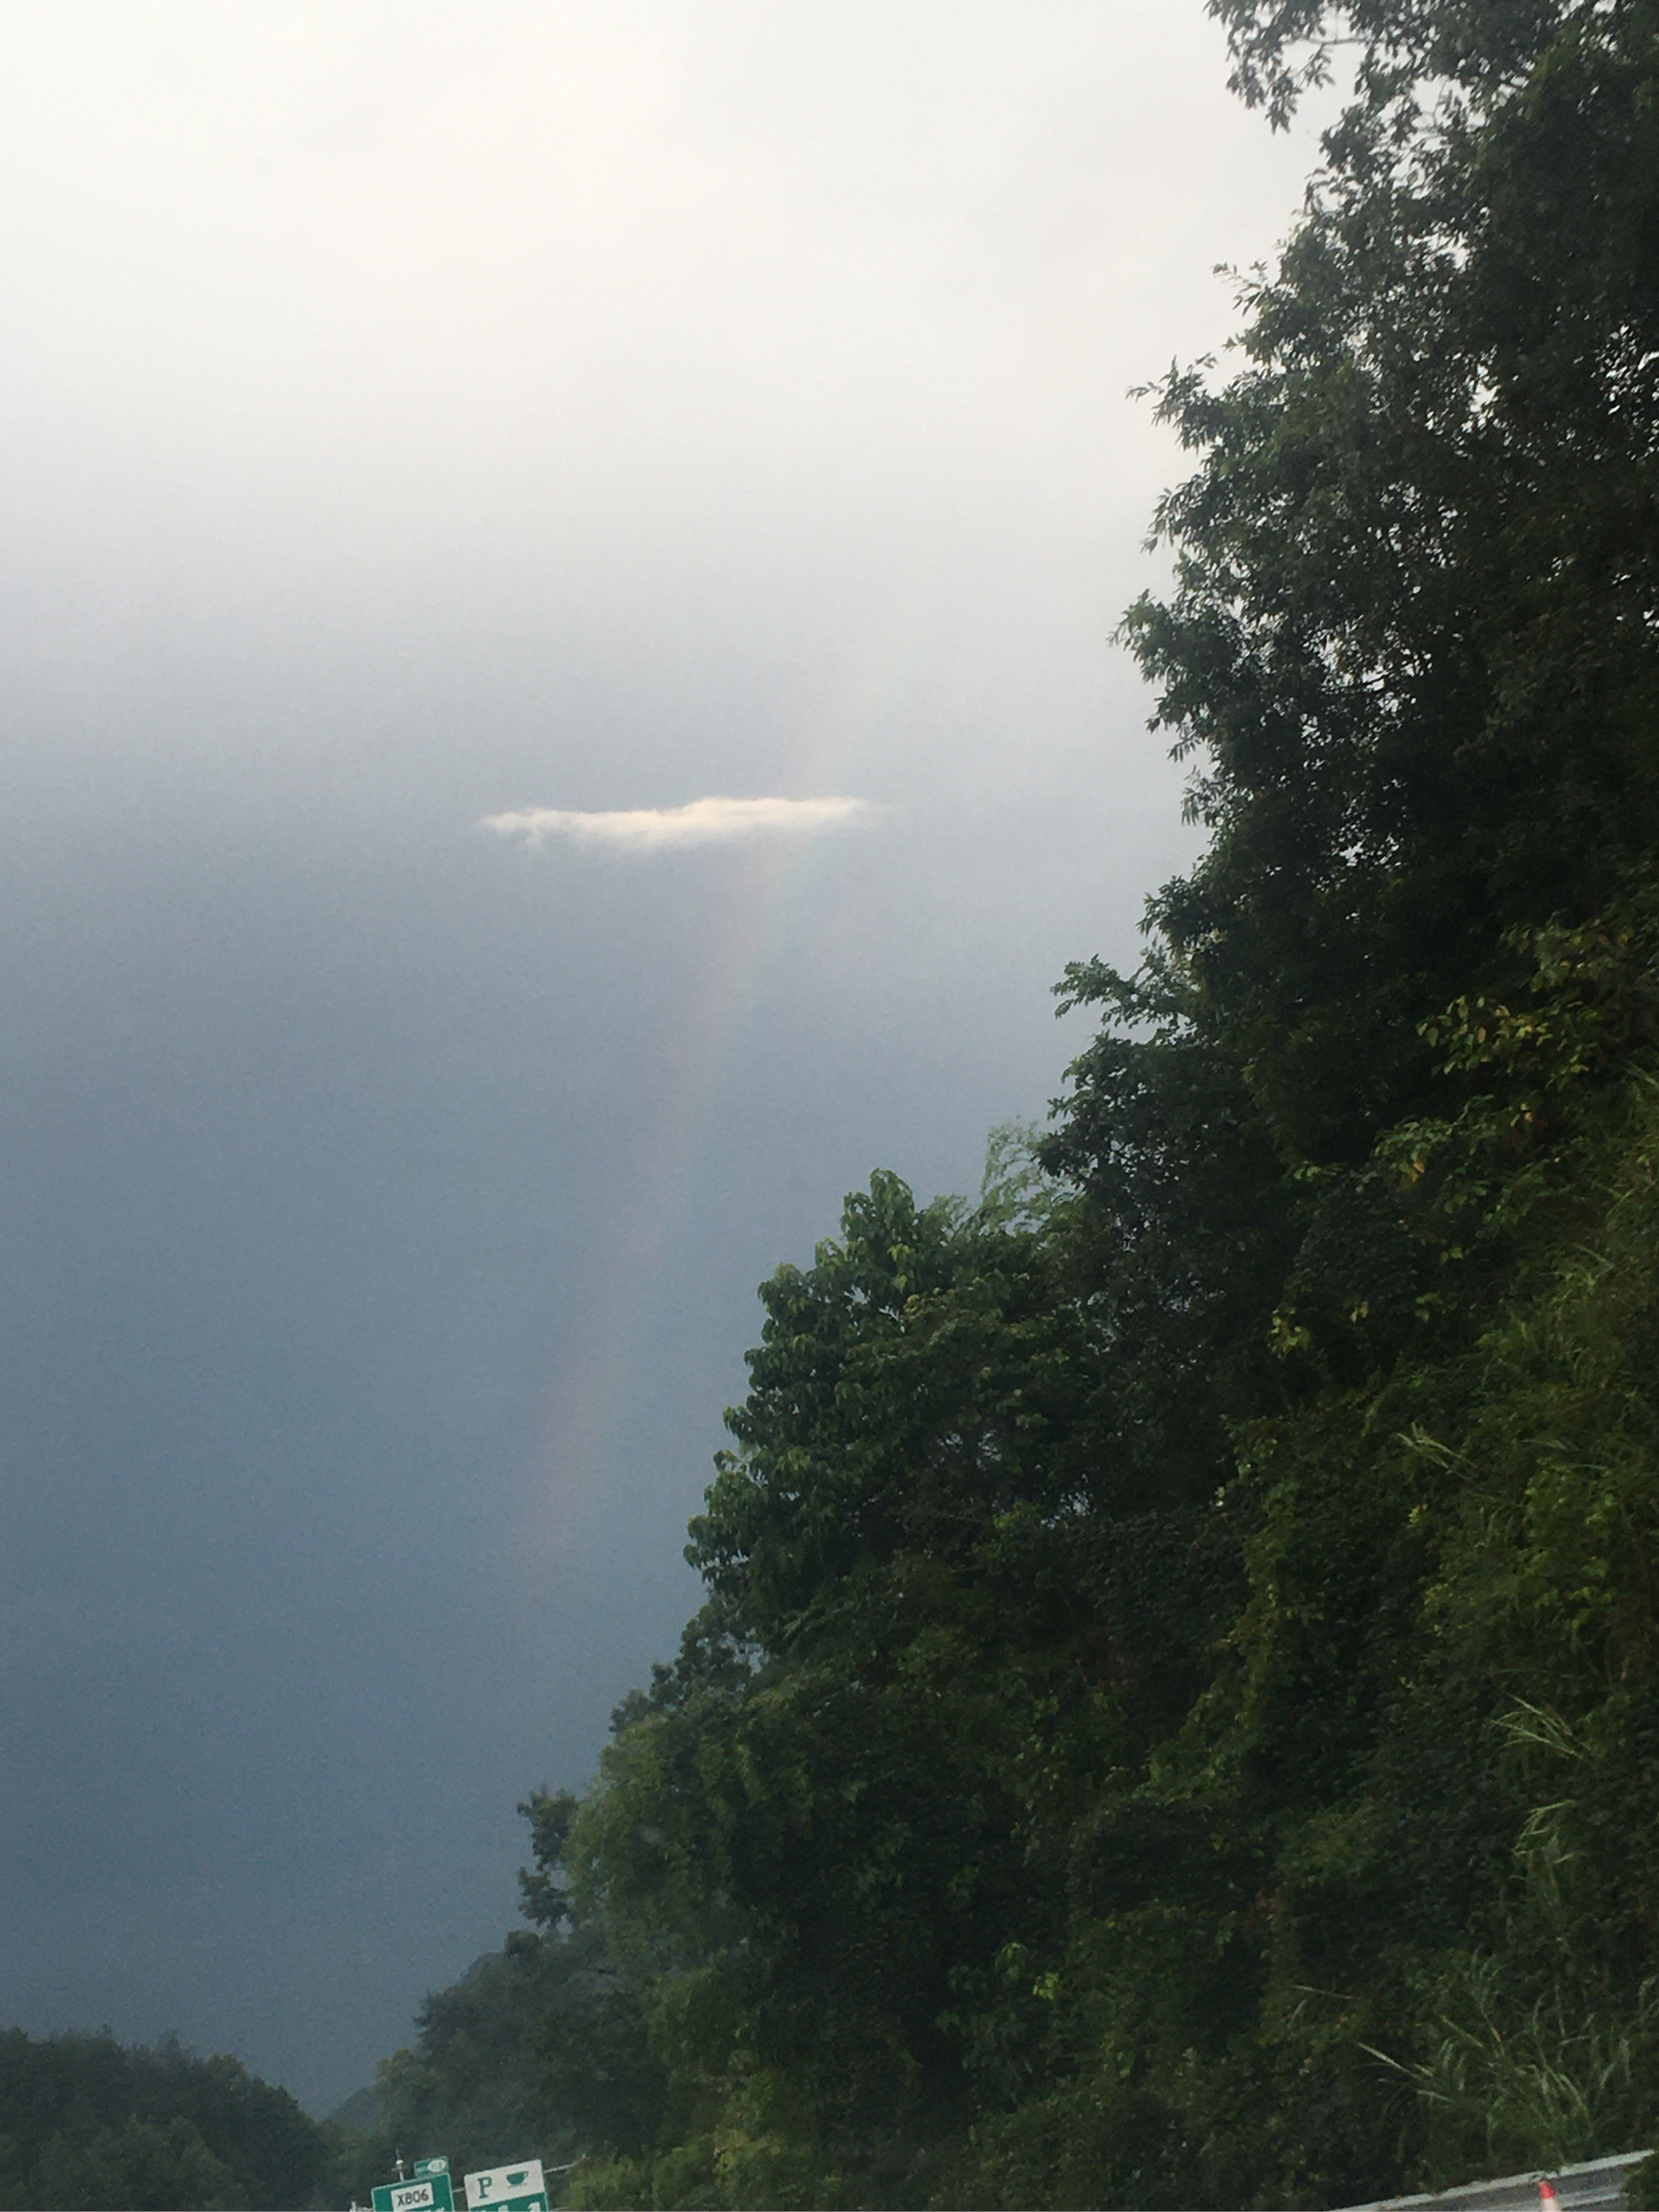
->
(0, 0, 1330, 2117)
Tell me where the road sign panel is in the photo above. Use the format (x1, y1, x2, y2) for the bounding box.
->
(373, 2176, 455, 2212)
(465, 2161, 545, 2209)
(414, 2159, 449, 2179)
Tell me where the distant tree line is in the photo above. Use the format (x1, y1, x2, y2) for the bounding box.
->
(0, 2029, 329, 2210)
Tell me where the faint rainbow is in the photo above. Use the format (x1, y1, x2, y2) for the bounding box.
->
(516, 639, 911, 1572)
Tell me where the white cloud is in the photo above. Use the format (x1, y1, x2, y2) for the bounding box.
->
(480, 795, 872, 852)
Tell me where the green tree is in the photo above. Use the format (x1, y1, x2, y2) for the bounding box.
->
(1106, 0, 1659, 1171)
(0, 2030, 327, 2211)
(27, 2115, 241, 2212)
(329, 1933, 579, 2201)
(547, 1155, 1259, 2206)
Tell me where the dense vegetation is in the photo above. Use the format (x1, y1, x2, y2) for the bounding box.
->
(0, 2030, 330, 2210)
(467, 3, 1659, 2204)
(329, 1942, 581, 2203)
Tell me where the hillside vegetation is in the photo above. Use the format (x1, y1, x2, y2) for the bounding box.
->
(0, 2030, 329, 2211)
(370, 2, 1659, 2205)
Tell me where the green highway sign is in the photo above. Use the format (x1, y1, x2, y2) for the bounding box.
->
(413, 2160, 449, 2180)
(464, 2159, 547, 2212)
(372, 2175, 455, 2212)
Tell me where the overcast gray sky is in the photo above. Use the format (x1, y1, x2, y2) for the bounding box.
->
(0, 1, 1327, 2115)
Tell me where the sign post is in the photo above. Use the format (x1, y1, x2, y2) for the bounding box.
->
(464, 2160, 548, 2212)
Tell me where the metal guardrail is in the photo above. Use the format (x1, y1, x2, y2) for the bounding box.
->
(1335, 2148, 1649, 2212)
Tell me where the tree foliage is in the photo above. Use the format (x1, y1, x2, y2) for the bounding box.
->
(328, 1929, 581, 2206)
(0, 2030, 328, 2210)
